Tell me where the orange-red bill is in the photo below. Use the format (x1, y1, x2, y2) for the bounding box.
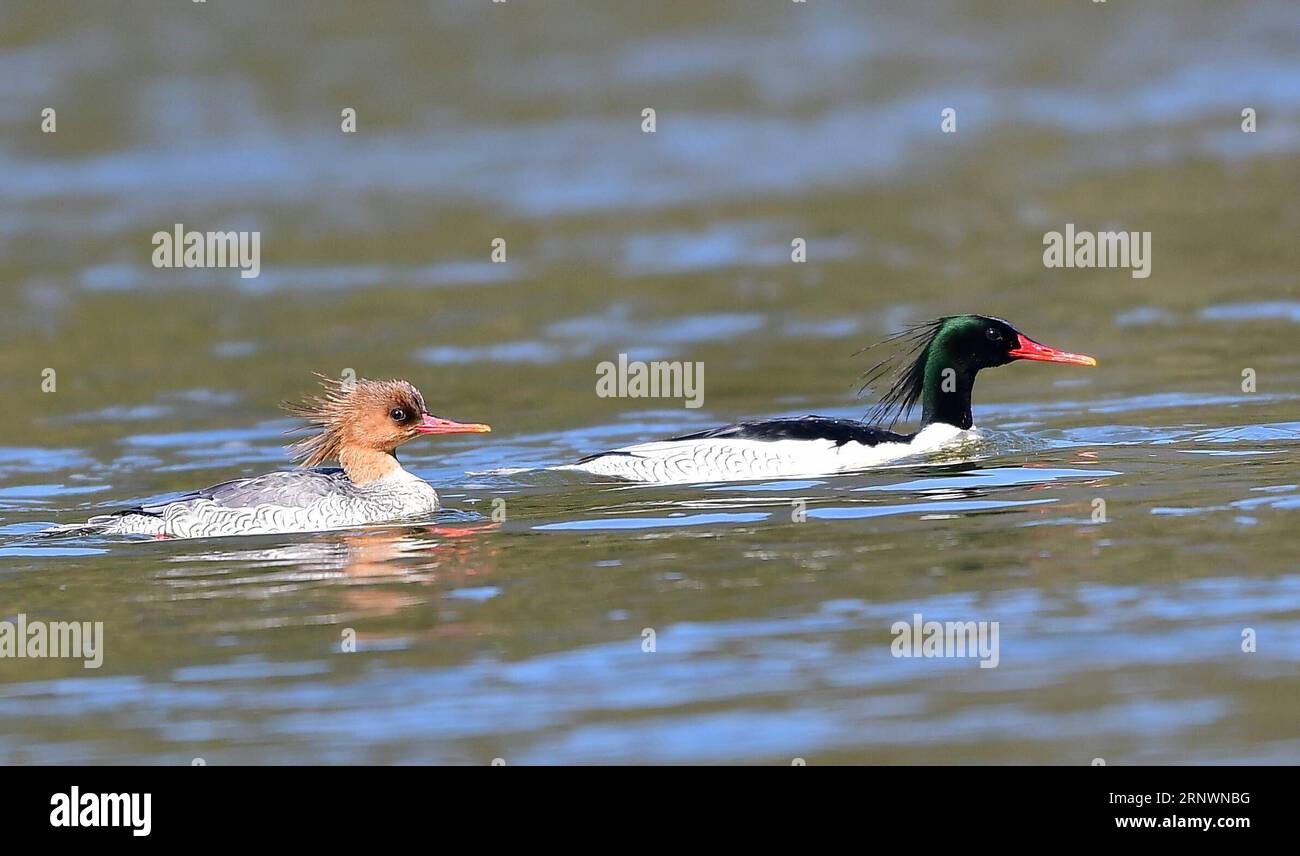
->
(1008, 333, 1097, 367)
(415, 413, 492, 434)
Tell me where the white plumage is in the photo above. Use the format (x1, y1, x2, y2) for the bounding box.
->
(560, 423, 972, 484)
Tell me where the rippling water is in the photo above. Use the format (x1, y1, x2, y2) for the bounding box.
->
(1, 0, 1297, 764)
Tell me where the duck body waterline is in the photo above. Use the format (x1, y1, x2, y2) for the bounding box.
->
(563, 315, 1095, 485)
(563, 419, 970, 484)
(88, 466, 441, 538)
(59, 377, 490, 540)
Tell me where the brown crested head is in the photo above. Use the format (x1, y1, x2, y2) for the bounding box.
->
(282, 375, 490, 469)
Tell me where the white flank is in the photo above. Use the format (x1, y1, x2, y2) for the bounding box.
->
(562, 423, 977, 484)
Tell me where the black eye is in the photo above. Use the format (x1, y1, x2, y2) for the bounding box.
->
(389, 408, 407, 422)
(986, 327, 1003, 342)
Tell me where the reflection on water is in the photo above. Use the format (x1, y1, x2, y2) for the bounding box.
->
(1, 0, 1298, 763)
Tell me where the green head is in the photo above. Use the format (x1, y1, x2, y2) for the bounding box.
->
(863, 315, 1097, 430)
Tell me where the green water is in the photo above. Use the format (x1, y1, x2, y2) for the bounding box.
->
(1, 0, 1297, 764)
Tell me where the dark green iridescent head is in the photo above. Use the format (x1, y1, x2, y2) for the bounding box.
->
(861, 315, 1097, 430)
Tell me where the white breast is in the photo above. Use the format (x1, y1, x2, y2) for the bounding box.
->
(562, 423, 974, 484)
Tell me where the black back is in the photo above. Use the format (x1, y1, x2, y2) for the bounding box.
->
(667, 416, 913, 447)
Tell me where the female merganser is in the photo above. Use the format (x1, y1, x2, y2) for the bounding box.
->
(66, 377, 490, 539)
(562, 315, 1096, 484)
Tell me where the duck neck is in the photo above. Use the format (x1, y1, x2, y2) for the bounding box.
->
(919, 347, 977, 430)
(339, 447, 401, 485)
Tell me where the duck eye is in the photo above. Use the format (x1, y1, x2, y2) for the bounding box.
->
(389, 408, 407, 422)
(986, 327, 1002, 341)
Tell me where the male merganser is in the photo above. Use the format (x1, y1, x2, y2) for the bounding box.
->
(562, 315, 1096, 484)
(65, 377, 491, 539)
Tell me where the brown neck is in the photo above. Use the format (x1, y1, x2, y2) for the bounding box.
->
(339, 447, 401, 485)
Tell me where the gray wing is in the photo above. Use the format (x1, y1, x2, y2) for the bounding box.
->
(131, 468, 356, 514)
